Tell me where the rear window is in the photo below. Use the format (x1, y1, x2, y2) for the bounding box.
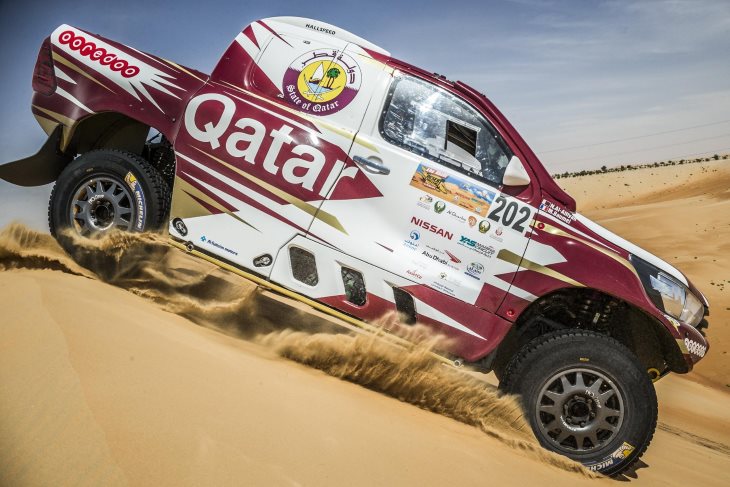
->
(380, 74, 512, 185)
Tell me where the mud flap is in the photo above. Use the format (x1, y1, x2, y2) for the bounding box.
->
(0, 125, 71, 186)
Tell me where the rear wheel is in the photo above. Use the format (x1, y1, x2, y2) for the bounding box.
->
(49, 149, 170, 240)
(499, 329, 657, 476)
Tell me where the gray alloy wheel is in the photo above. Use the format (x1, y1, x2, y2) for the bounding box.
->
(535, 367, 625, 454)
(498, 329, 657, 476)
(49, 149, 171, 243)
(69, 175, 135, 235)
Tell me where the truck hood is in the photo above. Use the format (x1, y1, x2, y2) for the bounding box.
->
(574, 213, 689, 287)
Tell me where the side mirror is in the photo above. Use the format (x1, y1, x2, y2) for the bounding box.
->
(502, 155, 531, 187)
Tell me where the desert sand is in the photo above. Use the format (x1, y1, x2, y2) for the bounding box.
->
(1, 159, 729, 486)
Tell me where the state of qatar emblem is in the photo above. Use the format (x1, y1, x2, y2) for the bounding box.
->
(282, 49, 361, 115)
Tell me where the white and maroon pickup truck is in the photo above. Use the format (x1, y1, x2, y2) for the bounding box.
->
(0, 16, 710, 475)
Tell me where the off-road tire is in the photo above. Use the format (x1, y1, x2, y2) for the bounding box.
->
(499, 329, 657, 476)
(49, 149, 170, 243)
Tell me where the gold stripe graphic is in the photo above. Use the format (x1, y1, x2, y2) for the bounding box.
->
(32, 104, 75, 127)
(33, 115, 59, 136)
(190, 147, 348, 235)
(52, 52, 115, 93)
(531, 220, 638, 277)
(163, 58, 206, 83)
(174, 177, 259, 231)
(497, 249, 584, 287)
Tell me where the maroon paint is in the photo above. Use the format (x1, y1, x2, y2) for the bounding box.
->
(175, 84, 382, 203)
(34, 27, 207, 143)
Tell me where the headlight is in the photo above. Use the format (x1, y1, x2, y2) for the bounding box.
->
(630, 255, 704, 327)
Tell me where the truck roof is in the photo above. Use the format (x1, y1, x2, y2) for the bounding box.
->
(260, 16, 391, 57)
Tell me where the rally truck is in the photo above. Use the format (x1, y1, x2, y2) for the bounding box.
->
(0, 16, 710, 475)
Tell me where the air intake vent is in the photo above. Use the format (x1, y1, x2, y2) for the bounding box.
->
(392, 287, 417, 325)
(289, 247, 318, 286)
(341, 267, 366, 306)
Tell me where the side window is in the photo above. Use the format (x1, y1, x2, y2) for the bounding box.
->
(380, 74, 513, 185)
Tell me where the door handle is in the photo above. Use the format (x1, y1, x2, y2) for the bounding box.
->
(353, 156, 390, 175)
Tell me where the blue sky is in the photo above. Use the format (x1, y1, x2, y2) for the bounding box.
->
(1, 0, 729, 229)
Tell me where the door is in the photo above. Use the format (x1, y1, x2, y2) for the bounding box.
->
(308, 71, 536, 313)
(168, 25, 382, 275)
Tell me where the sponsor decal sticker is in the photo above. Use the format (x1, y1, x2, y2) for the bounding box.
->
(487, 195, 534, 234)
(183, 93, 373, 200)
(410, 163, 496, 216)
(685, 338, 707, 358)
(403, 229, 421, 250)
(53, 26, 182, 112)
(124, 172, 146, 231)
(488, 226, 504, 243)
(434, 201, 446, 214)
(422, 250, 449, 266)
(416, 194, 433, 210)
(446, 209, 466, 223)
(458, 235, 496, 258)
(444, 250, 461, 264)
(468, 216, 477, 227)
(539, 199, 575, 224)
(58, 29, 140, 78)
(478, 220, 490, 234)
(431, 281, 456, 297)
(305, 23, 336, 35)
(406, 269, 423, 280)
(200, 235, 239, 256)
(586, 442, 635, 472)
(465, 262, 484, 280)
(253, 254, 273, 267)
(417, 248, 460, 270)
(410, 217, 454, 240)
(429, 272, 462, 297)
(282, 49, 361, 115)
(172, 217, 188, 236)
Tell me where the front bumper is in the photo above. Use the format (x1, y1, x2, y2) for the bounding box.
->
(663, 314, 709, 370)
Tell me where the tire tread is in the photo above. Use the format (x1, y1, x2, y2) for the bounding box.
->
(49, 149, 171, 237)
(499, 329, 657, 476)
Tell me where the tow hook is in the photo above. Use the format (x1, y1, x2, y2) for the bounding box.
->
(647, 368, 661, 382)
(185, 241, 195, 252)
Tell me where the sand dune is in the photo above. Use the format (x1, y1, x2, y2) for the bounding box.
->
(560, 159, 730, 389)
(1, 160, 730, 486)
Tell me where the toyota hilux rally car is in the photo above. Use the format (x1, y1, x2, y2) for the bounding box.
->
(0, 16, 710, 475)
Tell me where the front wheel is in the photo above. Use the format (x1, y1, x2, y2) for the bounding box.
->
(499, 330, 657, 476)
(49, 149, 170, 240)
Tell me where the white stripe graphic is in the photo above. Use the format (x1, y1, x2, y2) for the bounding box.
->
(52, 25, 182, 113)
(55, 86, 93, 113)
(54, 66, 76, 84)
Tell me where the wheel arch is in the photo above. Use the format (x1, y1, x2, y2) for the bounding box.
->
(0, 111, 175, 188)
(492, 287, 688, 378)
(64, 111, 153, 157)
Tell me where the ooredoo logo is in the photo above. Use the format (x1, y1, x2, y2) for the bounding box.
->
(58, 30, 140, 78)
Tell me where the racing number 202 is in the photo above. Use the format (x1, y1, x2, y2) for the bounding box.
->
(487, 196, 532, 232)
